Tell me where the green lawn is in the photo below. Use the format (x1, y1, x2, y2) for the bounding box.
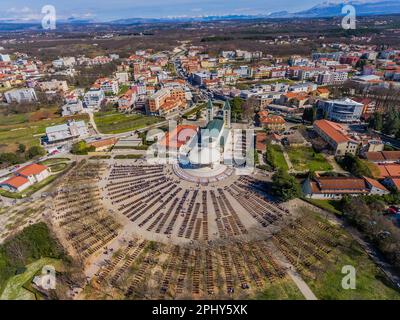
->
(256, 278, 305, 300)
(0, 113, 88, 153)
(287, 146, 332, 172)
(182, 103, 206, 119)
(40, 158, 70, 165)
(48, 163, 68, 173)
(266, 144, 289, 171)
(301, 209, 400, 300)
(0, 258, 62, 300)
(303, 198, 343, 215)
(0, 223, 65, 295)
(308, 242, 400, 300)
(89, 155, 112, 160)
(94, 112, 164, 134)
(114, 154, 143, 159)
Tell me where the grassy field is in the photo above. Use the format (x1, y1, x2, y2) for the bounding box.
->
(266, 145, 289, 171)
(300, 209, 400, 300)
(40, 158, 70, 166)
(0, 223, 64, 295)
(303, 198, 343, 215)
(287, 146, 333, 172)
(308, 242, 400, 300)
(182, 103, 206, 119)
(114, 154, 143, 159)
(89, 155, 112, 160)
(48, 163, 68, 173)
(0, 258, 62, 300)
(94, 111, 164, 134)
(256, 278, 305, 300)
(0, 109, 88, 153)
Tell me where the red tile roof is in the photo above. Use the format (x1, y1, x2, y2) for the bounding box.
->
(314, 120, 350, 144)
(317, 88, 330, 94)
(389, 178, 400, 190)
(261, 115, 285, 124)
(382, 151, 400, 161)
(378, 164, 400, 178)
(366, 151, 400, 162)
(17, 163, 48, 177)
(363, 176, 388, 192)
(309, 177, 386, 195)
(88, 138, 118, 149)
(2, 176, 29, 189)
(256, 132, 267, 151)
(366, 152, 385, 162)
(160, 125, 198, 149)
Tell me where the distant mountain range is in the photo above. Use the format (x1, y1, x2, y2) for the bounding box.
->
(1, 0, 400, 28)
(267, 0, 400, 18)
(110, 1, 400, 24)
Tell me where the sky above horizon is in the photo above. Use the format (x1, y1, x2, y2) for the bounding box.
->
(0, 0, 331, 21)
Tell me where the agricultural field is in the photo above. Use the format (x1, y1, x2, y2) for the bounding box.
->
(94, 111, 164, 134)
(287, 146, 333, 172)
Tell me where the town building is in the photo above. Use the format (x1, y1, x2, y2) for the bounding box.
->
(84, 88, 105, 109)
(118, 89, 137, 112)
(45, 120, 89, 144)
(0, 164, 50, 193)
(38, 79, 69, 93)
(61, 100, 84, 117)
(316, 98, 364, 123)
(148, 88, 187, 116)
(4, 88, 38, 104)
(87, 137, 119, 152)
(260, 114, 286, 132)
(365, 151, 400, 164)
(313, 120, 359, 156)
(302, 175, 389, 199)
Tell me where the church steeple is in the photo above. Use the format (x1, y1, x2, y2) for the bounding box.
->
(206, 99, 214, 123)
(223, 100, 231, 129)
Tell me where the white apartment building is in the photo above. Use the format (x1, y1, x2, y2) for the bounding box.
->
(84, 88, 105, 109)
(99, 79, 119, 95)
(0, 54, 11, 62)
(4, 88, 38, 104)
(115, 72, 129, 84)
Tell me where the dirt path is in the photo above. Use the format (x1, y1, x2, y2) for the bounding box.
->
(88, 112, 99, 135)
(267, 241, 318, 300)
(287, 269, 318, 300)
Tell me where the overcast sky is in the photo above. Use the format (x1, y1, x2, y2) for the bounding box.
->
(0, 0, 331, 21)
